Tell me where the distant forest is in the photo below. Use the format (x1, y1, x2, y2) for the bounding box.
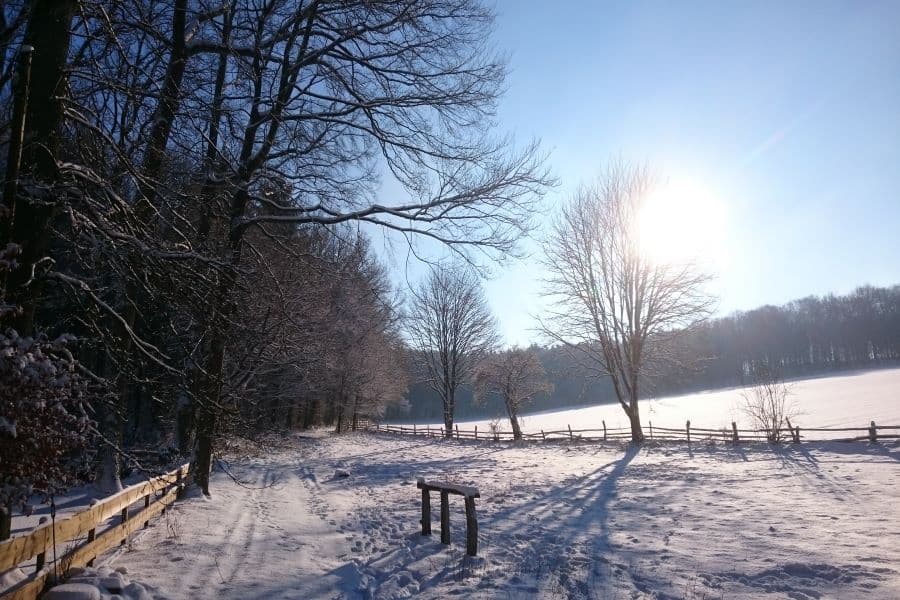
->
(387, 285, 900, 422)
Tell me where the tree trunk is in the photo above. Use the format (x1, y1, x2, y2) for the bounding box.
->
(193, 323, 227, 496)
(94, 444, 123, 495)
(443, 389, 455, 438)
(194, 404, 216, 496)
(334, 401, 344, 433)
(4, 0, 76, 334)
(627, 401, 644, 443)
(0, 504, 11, 541)
(505, 399, 522, 441)
(443, 411, 454, 439)
(175, 390, 194, 455)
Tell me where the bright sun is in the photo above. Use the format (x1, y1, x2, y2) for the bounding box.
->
(637, 176, 727, 268)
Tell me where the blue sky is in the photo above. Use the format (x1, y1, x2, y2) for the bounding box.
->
(379, 1, 900, 347)
(479, 0, 900, 346)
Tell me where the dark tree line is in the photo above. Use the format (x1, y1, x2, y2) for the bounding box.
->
(391, 285, 900, 423)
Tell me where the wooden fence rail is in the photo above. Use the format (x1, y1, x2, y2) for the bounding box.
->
(0, 463, 190, 600)
(366, 421, 900, 445)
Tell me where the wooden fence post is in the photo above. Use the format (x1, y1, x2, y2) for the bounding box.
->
(464, 497, 478, 557)
(540, 429, 545, 441)
(649, 421, 653, 440)
(474, 425, 478, 440)
(686, 420, 691, 444)
(786, 418, 800, 443)
(176, 466, 185, 500)
(869, 420, 877, 443)
(440, 491, 450, 544)
(602, 420, 607, 442)
(568, 424, 573, 440)
(731, 421, 739, 443)
(143, 494, 151, 528)
(120, 505, 129, 545)
(413, 423, 417, 436)
(86, 528, 96, 567)
(421, 487, 432, 535)
(456, 424, 459, 439)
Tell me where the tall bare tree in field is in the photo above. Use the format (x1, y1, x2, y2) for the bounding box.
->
(408, 266, 497, 438)
(540, 164, 714, 442)
(474, 347, 552, 441)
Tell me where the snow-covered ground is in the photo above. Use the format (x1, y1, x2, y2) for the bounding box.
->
(74, 431, 900, 599)
(418, 367, 900, 435)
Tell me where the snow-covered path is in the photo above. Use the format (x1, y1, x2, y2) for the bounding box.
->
(116, 440, 361, 599)
(110, 433, 900, 599)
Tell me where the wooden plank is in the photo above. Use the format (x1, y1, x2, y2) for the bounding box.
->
(416, 480, 479, 498)
(1, 568, 50, 600)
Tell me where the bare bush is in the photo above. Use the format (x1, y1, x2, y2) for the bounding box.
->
(741, 363, 797, 442)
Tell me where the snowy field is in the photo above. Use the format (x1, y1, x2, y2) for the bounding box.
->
(64, 431, 900, 599)
(420, 367, 900, 435)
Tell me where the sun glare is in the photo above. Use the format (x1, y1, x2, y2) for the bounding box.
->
(637, 176, 727, 268)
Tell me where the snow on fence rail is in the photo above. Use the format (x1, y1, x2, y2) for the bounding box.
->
(0, 463, 190, 600)
(365, 420, 900, 444)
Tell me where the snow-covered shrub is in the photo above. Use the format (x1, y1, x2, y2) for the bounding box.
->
(0, 245, 91, 536)
(0, 331, 91, 510)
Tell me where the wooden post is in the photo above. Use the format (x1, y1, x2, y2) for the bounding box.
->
(86, 528, 96, 567)
(602, 420, 607, 441)
(568, 424, 573, 440)
(649, 421, 653, 440)
(143, 494, 151, 528)
(421, 487, 432, 535)
(686, 420, 691, 444)
(731, 421, 739, 443)
(120, 505, 129, 545)
(540, 429, 545, 441)
(456, 424, 459, 439)
(786, 418, 800, 443)
(413, 423, 417, 436)
(474, 425, 478, 440)
(869, 420, 877, 443)
(440, 491, 450, 544)
(176, 467, 185, 500)
(464, 496, 478, 556)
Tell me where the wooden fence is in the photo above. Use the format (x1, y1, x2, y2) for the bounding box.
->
(0, 463, 190, 600)
(366, 420, 900, 444)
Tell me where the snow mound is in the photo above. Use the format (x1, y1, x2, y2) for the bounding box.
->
(43, 567, 169, 600)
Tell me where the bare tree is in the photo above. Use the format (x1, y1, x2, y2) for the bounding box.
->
(473, 347, 552, 441)
(540, 163, 714, 442)
(741, 362, 796, 442)
(408, 266, 497, 438)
